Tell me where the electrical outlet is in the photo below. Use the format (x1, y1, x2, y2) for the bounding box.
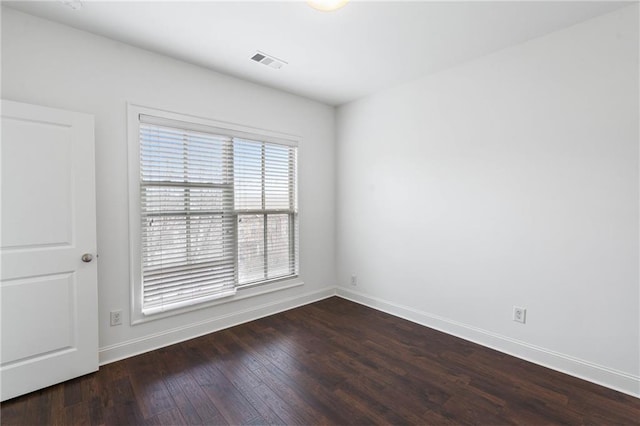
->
(110, 310, 123, 326)
(350, 274, 358, 286)
(513, 306, 526, 324)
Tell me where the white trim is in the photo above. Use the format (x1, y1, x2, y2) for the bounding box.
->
(131, 103, 301, 146)
(99, 286, 335, 365)
(139, 113, 299, 148)
(127, 103, 144, 324)
(335, 287, 640, 399)
(132, 278, 305, 325)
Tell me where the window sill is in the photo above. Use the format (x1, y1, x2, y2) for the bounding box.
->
(131, 277, 304, 325)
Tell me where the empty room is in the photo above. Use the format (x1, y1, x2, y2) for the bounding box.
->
(1, 0, 639, 424)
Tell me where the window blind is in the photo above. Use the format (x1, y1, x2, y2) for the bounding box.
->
(138, 115, 298, 315)
(139, 120, 236, 314)
(234, 139, 298, 285)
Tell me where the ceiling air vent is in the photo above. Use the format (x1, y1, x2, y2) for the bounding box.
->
(251, 51, 287, 70)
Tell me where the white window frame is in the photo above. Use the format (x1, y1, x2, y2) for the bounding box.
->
(128, 104, 302, 324)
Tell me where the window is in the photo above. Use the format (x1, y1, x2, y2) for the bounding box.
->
(234, 139, 298, 285)
(130, 108, 298, 317)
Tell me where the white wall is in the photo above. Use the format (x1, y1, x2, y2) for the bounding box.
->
(1, 8, 336, 363)
(336, 5, 639, 396)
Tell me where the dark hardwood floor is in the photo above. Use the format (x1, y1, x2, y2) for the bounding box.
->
(2, 296, 639, 425)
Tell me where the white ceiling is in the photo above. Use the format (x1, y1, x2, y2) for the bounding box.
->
(4, 1, 632, 105)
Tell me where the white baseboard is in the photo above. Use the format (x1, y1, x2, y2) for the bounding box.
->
(336, 286, 640, 399)
(99, 286, 336, 365)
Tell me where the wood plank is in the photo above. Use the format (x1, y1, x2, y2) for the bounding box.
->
(172, 373, 227, 425)
(105, 376, 146, 425)
(199, 365, 261, 425)
(63, 377, 84, 407)
(145, 408, 187, 426)
(124, 351, 176, 419)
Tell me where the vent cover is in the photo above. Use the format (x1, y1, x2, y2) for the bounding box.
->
(251, 51, 287, 69)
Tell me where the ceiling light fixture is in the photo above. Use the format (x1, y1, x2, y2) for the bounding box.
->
(60, 0, 82, 10)
(307, 0, 349, 12)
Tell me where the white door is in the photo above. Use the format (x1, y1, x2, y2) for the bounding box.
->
(0, 100, 98, 401)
